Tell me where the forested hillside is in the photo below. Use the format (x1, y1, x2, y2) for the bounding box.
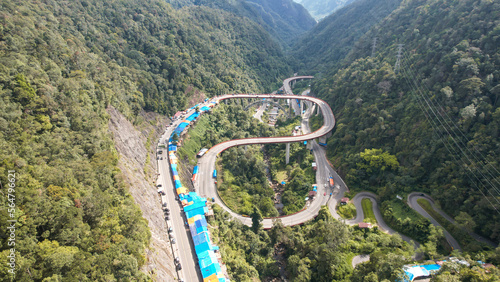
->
(167, 0, 316, 47)
(291, 0, 402, 73)
(0, 0, 291, 280)
(309, 0, 500, 244)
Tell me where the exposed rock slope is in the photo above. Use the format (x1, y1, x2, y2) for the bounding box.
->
(108, 106, 175, 281)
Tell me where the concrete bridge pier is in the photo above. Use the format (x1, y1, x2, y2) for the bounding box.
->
(319, 136, 327, 145)
(316, 104, 321, 116)
(286, 143, 290, 165)
(306, 140, 312, 150)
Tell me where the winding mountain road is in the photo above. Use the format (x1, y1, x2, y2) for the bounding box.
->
(195, 91, 335, 228)
(408, 193, 497, 250)
(192, 76, 493, 253)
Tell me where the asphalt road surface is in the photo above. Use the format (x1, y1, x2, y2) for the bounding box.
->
(195, 92, 335, 228)
(158, 108, 202, 282)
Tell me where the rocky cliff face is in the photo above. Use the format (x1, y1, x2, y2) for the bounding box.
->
(108, 106, 176, 281)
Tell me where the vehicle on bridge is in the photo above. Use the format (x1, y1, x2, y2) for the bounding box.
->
(213, 169, 217, 178)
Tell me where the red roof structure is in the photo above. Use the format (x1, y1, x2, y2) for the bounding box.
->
(358, 222, 372, 228)
(308, 191, 317, 197)
(341, 197, 349, 204)
(173, 111, 183, 119)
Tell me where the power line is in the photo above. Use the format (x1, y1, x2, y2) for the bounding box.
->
(371, 37, 377, 57)
(394, 44, 404, 73)
(402, 52, 500, 194)
(398, 52, 500, 213)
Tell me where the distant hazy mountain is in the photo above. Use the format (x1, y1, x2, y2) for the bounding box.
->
(294, 0, 357, 20)
(166, 0, 316, 47)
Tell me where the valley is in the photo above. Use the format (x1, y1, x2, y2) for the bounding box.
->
(0, 0, 499, 281)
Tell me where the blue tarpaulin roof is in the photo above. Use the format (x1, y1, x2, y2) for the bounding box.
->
(197, 250, 212, 260)
(168, 145, 177, 151)
(195, 217, 208, 228)
(186, 112, 199, 121)
(186, 206, 208, 219)
(200, 106, 210, 112)
(201, 263, 222, 278)
(184, 201, 207, 212)
(171, 164, 177, 170)
(198, 251, 218, 269)
(174, 180, 182, 188)
(185, 192, 204, 202)
(190, 223, 208, 237)
(194, 232, 212, 254)
(193, 166, 199, 174)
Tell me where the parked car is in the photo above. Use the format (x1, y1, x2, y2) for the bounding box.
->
(165, 216, 170, 221)
(174, 257, 180, 264)
(176, 263, 182, 270)
(168, 227, 173, 233)
(171, 238, 176, 244)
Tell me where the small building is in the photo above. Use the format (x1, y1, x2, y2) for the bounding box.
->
(173, 111, 183, 120)
(358, 222, 372, 229)
(312, 162, 317, 170)
(308, 191, 317, 197)
(340, 197, 350, 205)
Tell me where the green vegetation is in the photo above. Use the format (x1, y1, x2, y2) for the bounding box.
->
(309, 114, 323, 132)
(218, 146, 278, 217)
(177, 102, 276, 164)
(0, 0, 292, 279)
(292, 0, 402, 72)
(168, 0, 316, 49)
(417, 198, 486, 252)
(338, 202, 357, 219)
(381, 199, 432, 244)
(361, 199, 377, 224)
(310, 0, 500, 245)
(266, 141, 316, 215)
(209, 205, 415, 281)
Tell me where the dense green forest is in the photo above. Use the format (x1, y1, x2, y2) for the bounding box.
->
(0, 0, 291, 280)
(1, 0, 500, 280)
(166, 0, 316, 48)
(310, 0, 500, 245)
(210, 204, 419, 281)
(291, 0, 402, 73)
